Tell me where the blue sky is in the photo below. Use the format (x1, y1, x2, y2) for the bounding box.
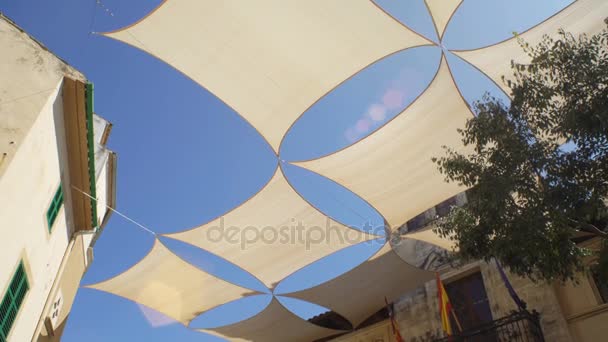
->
(1, 0, 571, 340)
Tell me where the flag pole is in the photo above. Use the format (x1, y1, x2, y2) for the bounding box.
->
(450, 308, 463, 333)
(385, 297, 405, 342)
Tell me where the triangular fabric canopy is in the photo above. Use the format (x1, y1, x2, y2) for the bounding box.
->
(103, 0, 432, 152)
(199, 298, 344, 342)
(453, 0, 608, 95)
(424, 0, 462, 40)
(404, 225, 457, 251)
(85, 240, 258, 325)
(392, 232, 454, 271)
(163, 167, 379, 289)
(284, 242, 434, 328)
(90, 0, 608, 339)
(294, 57, 473, 231)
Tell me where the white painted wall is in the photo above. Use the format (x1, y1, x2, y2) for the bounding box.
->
(0, 81, 71, 342)
(95, 154, 109, 227)
(1, 16, 116, 342)
(0, 17, 83, 178)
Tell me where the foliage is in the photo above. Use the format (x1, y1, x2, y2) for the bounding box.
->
(433, 21, 608, 282)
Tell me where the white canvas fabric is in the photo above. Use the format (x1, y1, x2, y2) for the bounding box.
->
(425, 0, 463, 39)
(453, 0, 608, 95)
(294, 57, 474, 231)
(86, 240, 258, 325)
(103, 0, 432, 152)
(199, 298, 344, 342)
(164, 168, 379, 289)
(285, 243, 434, 327)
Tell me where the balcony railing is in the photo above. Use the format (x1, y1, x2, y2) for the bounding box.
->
(433, 310, 545, 342)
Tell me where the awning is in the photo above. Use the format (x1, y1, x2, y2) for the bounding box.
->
(163, 167, 379, 289)
(103, 0, 432, 152)
(86, 239, 258, 325)
(293, 57, 474, 231)
(284, 242, 435, 327)
(199, 297, 344, 342)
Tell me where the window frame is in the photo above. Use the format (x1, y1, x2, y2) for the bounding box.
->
(445, 270, 494, 333)
(0, 261, 30, 342)
(46, 184, 64, 232)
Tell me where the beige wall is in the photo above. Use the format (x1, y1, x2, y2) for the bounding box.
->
(1, 15, 115, 342)
(0, 16, 83, 178)
(35, 233, 90, 342)
(553, 239, 608, 342)
(0, 81, 71, 342)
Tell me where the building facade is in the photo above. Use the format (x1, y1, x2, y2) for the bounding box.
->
(330, 238, 608, 342)
(0, 14, 116, 342)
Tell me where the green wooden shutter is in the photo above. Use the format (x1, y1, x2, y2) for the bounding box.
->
(46, 185, 64, 231)
(0, 262, 29, 342)
(85, 82, 98, 228)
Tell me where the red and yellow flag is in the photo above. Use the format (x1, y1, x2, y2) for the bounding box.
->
(385, 297, 404, 342)
(436, 273, 453, 336)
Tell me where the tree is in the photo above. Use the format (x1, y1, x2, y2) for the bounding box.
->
(433, 20, 608, 282)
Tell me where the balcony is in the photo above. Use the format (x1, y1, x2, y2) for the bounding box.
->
(433, 310, 545, 342)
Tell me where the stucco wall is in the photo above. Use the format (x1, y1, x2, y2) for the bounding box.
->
(554, 266, 608, 341)
(0, 82, 71, 342)
(0, 15, 115, 342)
(0, 15, 83, 178)
(35, 234, 87, 342)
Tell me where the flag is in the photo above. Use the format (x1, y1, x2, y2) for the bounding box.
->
(436, 273, 453, 337)
(495, 259, 527, 311)
(385, 297, 404, 342)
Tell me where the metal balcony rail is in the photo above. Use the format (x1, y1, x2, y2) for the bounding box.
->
(433, 310, 545, 342)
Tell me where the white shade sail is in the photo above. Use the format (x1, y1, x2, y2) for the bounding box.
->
(103, 0, 432, 152)
(284, 242, 434, 327)
(85, 240, 258, 325)
(199, 298, 344, 342)
(294, 57, 473, 231)
(453, 0, 608, 95)
(425, 0, 462, 40)
(405, 226, 457, 251)
(164, 167, 379, 289)
(87, 1, 608, 338)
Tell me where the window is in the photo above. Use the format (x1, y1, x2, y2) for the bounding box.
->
(446, 272, 494, 340)
(0, 262, 29, 342)
(46, 185, 63, 231)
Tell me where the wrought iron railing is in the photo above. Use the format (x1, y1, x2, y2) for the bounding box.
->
(433, 310, 545, 342)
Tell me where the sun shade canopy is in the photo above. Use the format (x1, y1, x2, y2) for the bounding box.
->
(163, 168, 379, 289)
(453, 0, 608, 95)
(200, 298, 344, 342)
(405, 225, 457, 251)
(425, 0, 463, 39)
(103, 0, 432, 152)
(294, 58, 473, 231)
(86, 240, 258, 325)
(284, 243, 435, 327)
(90, 0, 608, 339)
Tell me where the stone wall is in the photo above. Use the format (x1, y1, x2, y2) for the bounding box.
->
(479, 262, 573, 342)
(393, 261, 573, 342)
